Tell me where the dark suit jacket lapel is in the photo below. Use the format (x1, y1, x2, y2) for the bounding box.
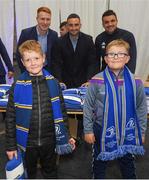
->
(32, 26, 38, 40)
(66, 34, 76, 54)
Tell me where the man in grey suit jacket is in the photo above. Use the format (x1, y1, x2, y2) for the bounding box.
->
(52, 13, 99, 89)
(16, 6, 58, 73)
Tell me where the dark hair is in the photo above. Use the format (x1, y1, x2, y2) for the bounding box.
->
(60, 21, 67, 28)
(67, 13, 80, 21)
(102, 10, 117, 20)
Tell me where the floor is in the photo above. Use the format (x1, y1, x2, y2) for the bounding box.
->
(0, 113, 149, 179)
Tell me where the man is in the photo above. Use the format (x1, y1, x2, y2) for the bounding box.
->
(16, 6, 58, 73)
(52, 13, 98, 141)
(0, 38, 14, 84)
(52, 13, 98, 88)
(95, 9, 137, 73)
(59, 21, 68, 37)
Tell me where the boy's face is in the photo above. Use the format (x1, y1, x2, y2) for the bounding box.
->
(105, 46, 130, 73)
(22, 51, 45, 76)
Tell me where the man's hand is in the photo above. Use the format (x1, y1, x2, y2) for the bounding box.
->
(8, 71, 14, 79)
(69, 138, 76, 150)
(60, 82, 67, 90)
(84, 133, 95, 144)
(142, 135, 145, 144)
(6, 150, 17, 160)
(81, 82, 90, 87)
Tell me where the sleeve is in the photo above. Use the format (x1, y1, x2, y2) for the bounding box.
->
(136, 80, 148, 136)
(5, 83, 17, 151)
(15, 30, 26, 73)
(95, 36, 102, 71)
(51, 39, 63, 82)
(127, 33, 137, 73)
(86, 37, 99, 80)
(0, 38, 14, 72)
(83, 82, 97, 134)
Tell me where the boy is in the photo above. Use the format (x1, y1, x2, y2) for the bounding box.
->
(83, 39, 147, 179)
(5, 40, 75, 179)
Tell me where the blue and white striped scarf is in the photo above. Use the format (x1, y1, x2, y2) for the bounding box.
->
(97, 66, 144, 161)
(14, 69, 73, 155)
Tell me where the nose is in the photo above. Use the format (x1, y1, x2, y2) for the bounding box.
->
(114, 54, 118, 59)
(30, 59, 36, 65)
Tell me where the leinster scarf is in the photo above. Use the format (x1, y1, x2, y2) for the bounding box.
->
(96, 66, 144, 161)
(14, 69, 73, 155)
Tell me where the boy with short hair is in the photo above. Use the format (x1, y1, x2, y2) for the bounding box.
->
(83, 39, 147, 179)
(5, 40, 75, 179)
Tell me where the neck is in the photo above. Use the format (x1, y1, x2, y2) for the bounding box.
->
(69, 33, 79, 40)
(37, 26, 48, 36)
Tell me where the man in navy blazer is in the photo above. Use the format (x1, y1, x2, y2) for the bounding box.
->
(16, 6, 58, 73)
(0, 38, 14, 84)
(52, 13, 99, 88)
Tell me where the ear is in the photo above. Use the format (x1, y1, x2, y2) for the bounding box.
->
(104, 56, 108, 64)
(21, 58, 25, 66)
(126, 55, 130, 63)
(43, 54, 46, 63)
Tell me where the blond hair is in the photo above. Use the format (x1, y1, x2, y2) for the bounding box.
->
(106, 39, 130, 53)
(19, 40, 43, 58)
(37, 6, 51, 15)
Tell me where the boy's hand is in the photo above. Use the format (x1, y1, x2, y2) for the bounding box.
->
(84, 133, 95, 144)
(142, 135, 145, 144)
(6, 150, 17, 160)
(69, 138, 76, 150)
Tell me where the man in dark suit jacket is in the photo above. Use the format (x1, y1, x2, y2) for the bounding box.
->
(52, 13, 98, 88)
(0, 38, 14, 84)
(95, 10, 137, 73)
(16, 6, 58, 73)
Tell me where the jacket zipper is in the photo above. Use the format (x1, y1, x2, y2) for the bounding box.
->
(36, 77, 41, 146)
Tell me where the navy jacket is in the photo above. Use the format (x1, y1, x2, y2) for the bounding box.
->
(51, 32, 99, 88)
(0, 38, 13, 76)
(16, 26, 58, 73)
(95, 28, 137, 73)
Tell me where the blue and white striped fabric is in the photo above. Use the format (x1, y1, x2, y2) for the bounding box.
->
(5, 151, 25, 179)
(145, 87, 149, 113)
(62, 87, 87, 110)
(0, 84, 11, 98)
(0, 84, 11, 108)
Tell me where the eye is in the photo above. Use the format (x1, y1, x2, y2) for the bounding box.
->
(25, 59, 30, 62)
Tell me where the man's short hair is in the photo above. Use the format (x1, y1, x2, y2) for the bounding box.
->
(102, 9, 117, 20)
(67, 13, 80, 21)
(60, 21, 67, 28)
(19, 40, 43, 58)
(37, 6, 51, 15)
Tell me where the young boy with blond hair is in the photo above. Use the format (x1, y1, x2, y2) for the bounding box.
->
(83, 39, 147, 179)
(5, 40, 75, 179)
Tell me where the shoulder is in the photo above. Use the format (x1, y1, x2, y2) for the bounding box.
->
(89, 72, 104, 85)
(117, 28, 135, 37)
(21, 26, 36, 34)
(48, 28, 58, 36)
(79, 32, 93, 40)
(134, 75, 144, 86)
(95, 31, 106, 43)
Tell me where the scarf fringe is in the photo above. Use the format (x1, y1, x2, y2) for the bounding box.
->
(56, 143, 73, 155)
(96, 145, 145, 161)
